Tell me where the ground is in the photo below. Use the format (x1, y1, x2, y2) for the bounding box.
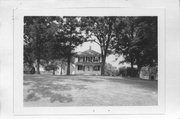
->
(24, 74, 157, 107)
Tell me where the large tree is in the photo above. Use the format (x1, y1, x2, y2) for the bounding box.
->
(113, 17, 138, 74)
(24, 16, 84, 75)
(81, 17, 117, 75)
(113, 17, 157, 75)
(132, 17, 158, 72)
(54, 16, 84, 75)
(24, 16, 60, 74)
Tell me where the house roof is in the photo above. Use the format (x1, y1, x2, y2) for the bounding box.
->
(77, 49, 101, 57)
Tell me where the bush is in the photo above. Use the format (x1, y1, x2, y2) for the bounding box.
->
(118, 67, 127, 77)
(118, 67, 138, 77)
(126, 67, 138, 77)
(104, 63, 119, 76)
(24, 63, 35, 74)
(45, 64, 58, 75)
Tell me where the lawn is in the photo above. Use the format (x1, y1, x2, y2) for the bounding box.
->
(24, 74, 157, 106)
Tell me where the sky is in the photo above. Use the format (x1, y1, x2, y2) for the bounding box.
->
(75, 41, 130, 68)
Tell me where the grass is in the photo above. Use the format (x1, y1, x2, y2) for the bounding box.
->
(23, 74, 157, 106)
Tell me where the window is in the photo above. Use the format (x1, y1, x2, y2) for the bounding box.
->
(87, 66, 90, 71)
(86, 57, 92, 62)
(93, 57, 99, 62)
(78, 65, 84, 70)
(93, 65, 100, 71)
(78, 57, 84, 62)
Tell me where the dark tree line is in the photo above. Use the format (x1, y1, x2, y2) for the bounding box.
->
(113, 17, 157, 74)
(24, 16, 157, 76)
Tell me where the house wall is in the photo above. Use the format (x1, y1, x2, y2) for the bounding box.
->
(75, 65, 101, 75)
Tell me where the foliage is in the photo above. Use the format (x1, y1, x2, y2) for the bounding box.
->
(44, 62, 59, 75)
(24, 16, 157, 77)
(24, 16, 84, 75)
(118, 67, 127, 77)
(81, 17, 117, 75)
(24, 63, 35, 74)
(113, 17, 157, 74)
(118, 67, 138, 77)
(126, 67, 138, 77)
(52, 16, 85, 75)
(24, 16, 58, 73)
(45, 64, 58, 71)
(132, 17, 157, 68)
(104, 63, 118, 76)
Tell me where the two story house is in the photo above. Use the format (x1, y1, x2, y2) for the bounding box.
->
(74, 47, 102, 75)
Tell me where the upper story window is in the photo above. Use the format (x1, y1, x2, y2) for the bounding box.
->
(78, 56, 101, 63)
(93, 57, 100, 62)
(86, 57, 92, 62)
(78, 57, 84, 62)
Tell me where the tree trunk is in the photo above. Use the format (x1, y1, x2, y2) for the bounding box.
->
(67, 38, 72, 75)
(52, 70, 55, 75)
(130, 58, 134, 77)
(67, 55, 71, 75)
(101, 55, 106, 76)
(36, 58, 40, 74)
(60, 63, 63, 75)
(137, 64, 142, 77)
(130, 60, 134, 69)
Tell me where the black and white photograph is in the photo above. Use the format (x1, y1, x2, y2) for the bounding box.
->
(23, 16, 158, 107)
(1, 0, 180, 118)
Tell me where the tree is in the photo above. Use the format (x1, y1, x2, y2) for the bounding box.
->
(24, 16, 57, 74)
(56, 17, 84, 75)
(81, 17, 117, 75)
(132, 17, 157, 72)
(45, 63, 59, 75)
(113, 17, 138, 70)
(113, 17, 157, 76)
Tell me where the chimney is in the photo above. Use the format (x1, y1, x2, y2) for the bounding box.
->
(89, 46, 92, 50)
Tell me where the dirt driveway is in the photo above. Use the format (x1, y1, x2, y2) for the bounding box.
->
(24, 74, 157, 106)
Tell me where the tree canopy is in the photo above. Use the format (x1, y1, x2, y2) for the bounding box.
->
(81, 17, 117, 75)
(113, 17, 157, 74)
(24, 16, 157, 77)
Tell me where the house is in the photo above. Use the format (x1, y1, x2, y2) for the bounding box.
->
(54, 46, 102, 75)
(74, 46, 102, 75)
(27, 46, 102, 75)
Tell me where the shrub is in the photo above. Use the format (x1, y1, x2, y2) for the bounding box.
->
(118, 67, 138, 77)
(118, 67, 127, 77)
(126, 67, 138, 77)
(45, 64, 59, 75)
(104, 63, 119, 76)
(24, 63, 35, 74)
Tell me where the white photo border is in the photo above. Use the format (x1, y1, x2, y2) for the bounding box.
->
(13, 8, 165, 115)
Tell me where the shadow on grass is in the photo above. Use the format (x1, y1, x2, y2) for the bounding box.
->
(24, 82, 32, 85)
(25, 85, 73, 103)
(50, 94, 72, 103)
(24, 92, 41, 102)
(77, 78, 103, 83)
(24, 75, 87, 103)
(107, 77, 157, 92)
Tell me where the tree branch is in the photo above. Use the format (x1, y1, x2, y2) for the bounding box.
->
(86, 39, 101, 46)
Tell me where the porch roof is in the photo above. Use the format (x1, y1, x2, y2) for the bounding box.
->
(76, 49, 101, 57)
(75, 62, 102, 66)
